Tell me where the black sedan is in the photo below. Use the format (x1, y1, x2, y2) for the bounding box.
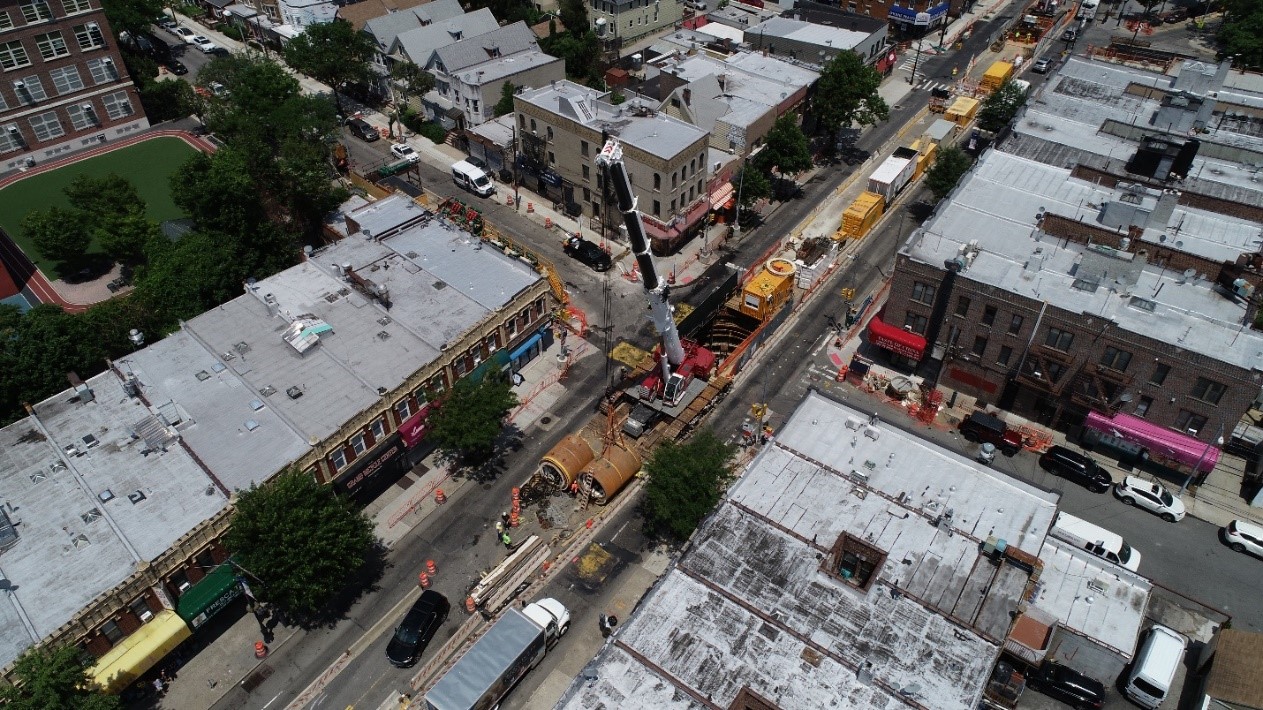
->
(385, 590, 449, 668)
(165, 59, 187, 75)
(1025, 661, 1105, 710)
(564, 235, 613, 272)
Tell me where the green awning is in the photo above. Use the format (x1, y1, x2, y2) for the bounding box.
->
(468, 349, 511, 385)
(176, 562, 242, 629)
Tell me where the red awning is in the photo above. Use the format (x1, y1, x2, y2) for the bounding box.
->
(399, 402, 436, 448)
(867, 317, 927, 360)
(709, 182, 734, 210)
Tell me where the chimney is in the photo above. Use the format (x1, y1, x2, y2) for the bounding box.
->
(683, 88, 691, 105)
(718, 73, 727, 91)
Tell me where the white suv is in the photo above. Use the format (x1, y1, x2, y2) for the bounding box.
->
(1114, 476, 1186, 522)
(1224, 519, 1263, 557)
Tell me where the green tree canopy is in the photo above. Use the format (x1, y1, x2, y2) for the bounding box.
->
(977, 79, 1028, 133)
(643, 429, 735, 540)
(539, 30, 603, 85)
(559, 0, 589, 38)
(23, 207, 91, 268)
(924, 146, 974, 201)
(225, 469, 375, 618)
(427, 375, 518, 463)
(0, 645, 120, 710)
(101, 0, 164, 42)
(138, 78, 198, 123)
(494, 81, 517, 117)
(389, 62, 435, 134)
(735, 166, 771, 208)
(755, 115, 813, 176)
(282, 19, 377, 113)
(1219, 0, 1263, 70)
(811, 51, 889, 143)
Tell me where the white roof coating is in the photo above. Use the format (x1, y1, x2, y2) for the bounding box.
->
(0, 371, 230, 667)
(557, 391, 1060, 710)
(746, 16, 868, 51)
(905, 150, 1263, 372)
(723, 51, 821, 92)
(663, 53, 818, 108)
(517, 80, 708, 160)
(1036, 538, 1151, 659)
(457, 49, 559, 85)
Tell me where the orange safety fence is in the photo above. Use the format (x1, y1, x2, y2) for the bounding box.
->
(1017, 425, 1054, 454)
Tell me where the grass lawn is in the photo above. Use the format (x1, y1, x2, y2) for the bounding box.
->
(0, 136, 199, 279)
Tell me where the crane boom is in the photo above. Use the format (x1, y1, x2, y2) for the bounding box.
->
(597, 139, 686, 368)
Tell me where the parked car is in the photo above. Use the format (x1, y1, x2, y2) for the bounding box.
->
(1039, 446, 1112, 492)
(1223, 518, 1263, 557)
(1025, 661, 1106, 710)
(347, 118, 380, 142)
(386, 590, 449, 668)
(564, 235, 613, 272)
(155, 15, 178, 30)
(173, 26, 195, 40)
(1061, 28, 1078, 41)
(958, 412, 1023, 456)
(390, 142, 420, 164)
(1114, 476, 1186, 522)
(165, 59, 187, 75)
(190, 35, 219, 53)
(1031, 57, 1052, 74)
(465, 155, 489, 172)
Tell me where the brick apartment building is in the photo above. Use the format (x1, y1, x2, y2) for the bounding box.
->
(0, 0, 147, 173)
(877, 56, 1263, 466)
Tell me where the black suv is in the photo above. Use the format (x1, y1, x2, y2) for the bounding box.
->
(564, 235, 613, 272)
(1025, 661, 1105, 709)
(347, 118, 380, 142)
(386, 590, 449, 667)
(1039, 445, 1112, 492)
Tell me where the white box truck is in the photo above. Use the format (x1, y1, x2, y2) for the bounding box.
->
(866, 147, 919, 203)
(425, 598, 570, 710)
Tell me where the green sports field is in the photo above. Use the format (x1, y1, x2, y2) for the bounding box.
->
(0, 136, 198, 278)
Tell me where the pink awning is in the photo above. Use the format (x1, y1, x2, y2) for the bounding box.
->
(399, 403, 436, 449)
(1084, 410, 1220, 473)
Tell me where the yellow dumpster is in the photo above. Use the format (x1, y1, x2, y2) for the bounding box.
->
(980, 61, 1014, 93)
(837, 192, 885, 241)
(946, 96, 980, 127)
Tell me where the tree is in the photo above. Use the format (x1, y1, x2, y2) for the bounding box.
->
(65, 174, 145, 223)
(225, 469, 375, 618)
(559, 0, 589, 38)
(539, 31, 603, 85)
(427, 375, 518, 463)
(643, 429, 735, 540)
(389, 62, 435, 134)
(977, 79, 1028, 133)
(1219, 0, 1263, 70)
(24, 207, 92, 267)
(0, 645, 120, 710)
(282, 19, 377, 114)
(755, 115, 813, 177)
(493, 81, 517, 117)
(138, 78, 198, 123)
(924, 147, 974, 201)
(100, 0, 164, 43)
(734, 166, 771, 208)
(811, 51, 889, 145)
(97, 213, 161, 264)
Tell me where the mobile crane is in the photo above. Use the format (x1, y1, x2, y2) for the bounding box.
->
(597, 139, 715, 407)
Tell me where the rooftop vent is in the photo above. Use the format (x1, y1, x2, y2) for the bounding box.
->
(244, 419, 260, 432)
(1128, 296, 1157, 312)
(234, 341, 250, 355)
(286, 386, 304, 400)
(259, 385, 277, 397)
(249, 399, 265, 411)
(377, 330, 391, 340)
(98, 489, 114, 503)
(82, 434, 99, 449)
(81, 508, 101, 524)
(127, 490, 146, 504)
(195, 370, 211, 381)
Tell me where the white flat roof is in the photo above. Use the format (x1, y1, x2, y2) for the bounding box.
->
(1036, 538, 1151, 659)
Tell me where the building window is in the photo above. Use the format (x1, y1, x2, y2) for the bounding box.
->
(350, 434, 367, 455)
(911, 281, 935, 305)
(329, 448, 347, 471)
(652, 199, 660, 217)
(1191, 377, 1226, 405)
(27, 110, 62, 141)
(86, 56, 111, 84)
(371, 417, 386, 440)
(1044, 327, 1073, 351)
(507, 315, 519, 338)
(582, 187, 590, 201)
(0, 41, 31, 71)
(1174, 409, 1208, 435)
(981, 305, 996, 326)
(395, 398, 412, 421)
(63, 0, 92, 13)
(102, 90, 131, 119)
(954, 296, 970, 317)
(430, 374, 446, 394)
(454, 356, 468, 376)
(34, 31, 68, 60)
(971, 336, 987, 357)
(518, 114, 525, 128)
(20, 0, 52, 24)
(670, 198, 676, 212)
(904, 311, 928, 335)
(99, 620, 124, 644)
(582, 164, 589, 180)
(1045, 361, 1067, 383)
(1135, 395, 1153, 417)
(1100, 346, 1132, 372)
(653, 172, 661, 189)
(545, 125, 552, 140)
(1007, 314, 1023, 335)
(471, 99, 478, 114)
(671, 172, 678, 189)
(72, 22, 102, 50)
(14, 75, 46, 103)
(49, 65, 82, 95)
(486, 332, 499, 351)
(0, 12, 12, 30)
(547, 151, 555, 164)
(67, 103, 93, 129)
(1150, 363, 1170, 386)
(581, 140, 588, 156)
(997, 345, 1013, 366)
(129, 596, 153, 621)
(0, 125, 20, 153)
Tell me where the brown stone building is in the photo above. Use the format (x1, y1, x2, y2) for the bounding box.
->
(0, 0, 147, 173)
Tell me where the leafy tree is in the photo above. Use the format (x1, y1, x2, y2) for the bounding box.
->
(559, 0, 589, 38)
(139, 78, 198, 123)
(643, 429, 735, 540)
(225, 469, 375, 617)
(427, 374, 518, 463)
(734, 166, 771, 208)
(0, 645, 120, 710)
(494, 81, 517, 117)
(65, 174, 145, 224)
(1, 305, 108, 410)
(539, 31, 603, 85)
(100, 0, 164, 43)
(1219, 0, 1263, 70)
(97, 213, 161, 264)
(24, 207, 92, 267)
(978, 79, 1028, 133)
(924, 147, 974, 201)
(811, 51, 889, 145)
(282, 19, 377, 113)
(755, 115, 813, 177)
(389, 62, 435, 134)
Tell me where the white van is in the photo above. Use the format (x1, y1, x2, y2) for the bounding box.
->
(1049, 512, 1141, 572)
(451, 160, 495, 197)
(1124, 625, 1187, 708)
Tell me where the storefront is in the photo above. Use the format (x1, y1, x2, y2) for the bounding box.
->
(509, 326, 555, 372)
(866, 317, 928, 363)
(889, 3, 950, 35)
(90, 610, 192, 693)
(177, 561, 243, 631)
(333, 433, 412, 504)
(1083, 410, 1221, 474)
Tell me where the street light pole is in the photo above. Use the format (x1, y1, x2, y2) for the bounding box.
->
(1181, 422, 1224, 495)
(512, 121, 520, 209)
(909, 37, 923, 85)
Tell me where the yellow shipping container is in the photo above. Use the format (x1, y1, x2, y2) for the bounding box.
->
(837, 191, 885, 241)
(946, 96, 980, 127)
(913, 141, 938, 179)
(981, 61, 1014, 92)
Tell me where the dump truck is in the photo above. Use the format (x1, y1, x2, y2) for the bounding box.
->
(425, 598, 570, 710)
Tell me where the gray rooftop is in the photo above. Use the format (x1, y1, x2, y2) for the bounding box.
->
(453, 49, 560, 85)
(0, 371, 229, 667)
(517, 80, 708, 160)
(362, 0, 463, 48)
(557, 391, 1059, 710)
(904, 149, 1263, 372)
(389, 8, 499, 65)
(722, 51, 822, 91)
(1036, 538, 1151, 659)
(745, 16, 869, 50)
(430, 21, 538, 75)
(657, 53, 819, 130)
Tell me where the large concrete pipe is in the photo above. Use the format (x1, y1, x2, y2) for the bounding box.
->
(578, 445, 643, 505)
(538, 434, 596, 490)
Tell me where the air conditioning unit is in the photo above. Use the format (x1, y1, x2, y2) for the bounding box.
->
(177, 581, 192, 594)
(139, 609, 154, 622)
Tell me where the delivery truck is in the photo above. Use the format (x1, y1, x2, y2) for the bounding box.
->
(867, 147, 919, 202)
(425, 598, 570, 710)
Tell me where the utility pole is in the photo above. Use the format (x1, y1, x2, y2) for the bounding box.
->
(511, 121, 520, 209)
(909, 39, 923, 85)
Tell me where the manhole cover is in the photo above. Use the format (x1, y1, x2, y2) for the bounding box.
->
(540, 416, 553, 425)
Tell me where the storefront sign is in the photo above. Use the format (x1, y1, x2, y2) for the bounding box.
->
(334, 433, 410, 503)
